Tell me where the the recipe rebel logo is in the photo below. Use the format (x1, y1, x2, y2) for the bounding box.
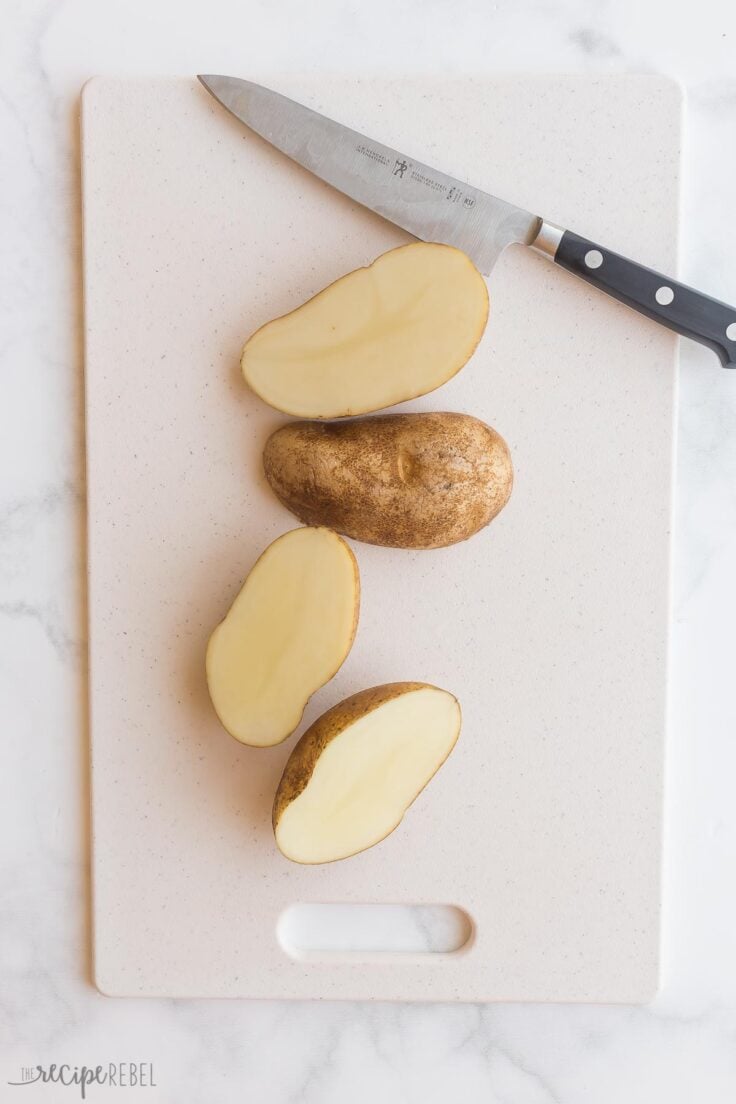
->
(7, 1063, 156, 1098)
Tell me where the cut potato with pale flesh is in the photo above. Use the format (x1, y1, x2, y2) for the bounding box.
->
(241, 242, 489, 418)
(273, 683, 461, 864)
(206, 527, 359, 747)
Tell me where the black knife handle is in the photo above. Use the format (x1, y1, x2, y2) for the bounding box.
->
(535, 225, 736, 367)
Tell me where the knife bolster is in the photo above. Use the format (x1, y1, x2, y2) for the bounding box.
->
(530, 220, 565, 260)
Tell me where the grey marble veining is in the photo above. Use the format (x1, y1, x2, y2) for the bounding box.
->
(2, 0, 736, 1099)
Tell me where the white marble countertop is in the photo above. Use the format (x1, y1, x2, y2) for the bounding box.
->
(2, 0, 736, 1099)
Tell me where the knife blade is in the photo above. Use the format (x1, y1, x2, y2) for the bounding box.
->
(198, 75, 736, 368)
(197, 74, 540, 274)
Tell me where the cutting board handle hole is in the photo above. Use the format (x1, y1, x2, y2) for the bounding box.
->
(277, 903, 473, 958)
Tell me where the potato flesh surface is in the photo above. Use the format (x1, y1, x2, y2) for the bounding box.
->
(207, 529, 357, 747)
(242, 244, 489, 418)
(275, 687, 460, 863)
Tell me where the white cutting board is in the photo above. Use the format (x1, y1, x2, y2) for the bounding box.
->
(82, 75, 680, 1002)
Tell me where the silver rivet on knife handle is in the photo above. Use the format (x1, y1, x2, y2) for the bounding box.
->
(530, 220, 565, 260)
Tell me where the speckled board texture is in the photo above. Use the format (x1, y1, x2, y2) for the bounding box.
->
(82, 76, 681, 1001)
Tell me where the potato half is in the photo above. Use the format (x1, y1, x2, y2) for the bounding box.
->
(273, 683, 461, 864)
(241, 242, 489, 418)
(206, 527, 359, 747)
(263, 412, 513, 549)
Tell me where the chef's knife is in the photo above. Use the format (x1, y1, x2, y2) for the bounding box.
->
(198, 75, 736, 368)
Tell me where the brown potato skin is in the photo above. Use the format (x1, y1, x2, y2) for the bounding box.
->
(263, 413, 513, 549)
(272, 683, 459, 852)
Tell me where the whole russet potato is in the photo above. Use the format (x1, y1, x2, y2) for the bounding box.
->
(263, 412, 513, 550)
